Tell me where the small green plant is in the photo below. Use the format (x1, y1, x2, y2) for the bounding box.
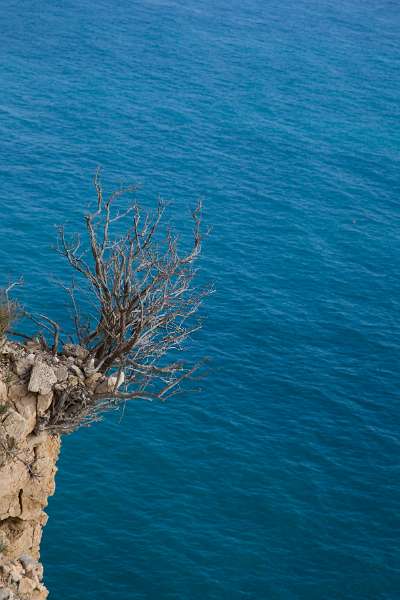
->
(0, 540, 7, 554)
(0, 405, 8, 416)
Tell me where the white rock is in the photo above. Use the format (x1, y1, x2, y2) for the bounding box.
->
(28, 362, 57, 395)
(84, 358, 96, 376)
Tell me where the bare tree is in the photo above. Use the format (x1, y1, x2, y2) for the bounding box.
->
(56, 170, 209, 405)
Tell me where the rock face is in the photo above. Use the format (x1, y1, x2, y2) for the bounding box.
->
(0, 343, 61, 599)
(0, 338, 122, 599)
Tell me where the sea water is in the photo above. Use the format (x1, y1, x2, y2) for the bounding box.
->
(0, 1, 399, 598)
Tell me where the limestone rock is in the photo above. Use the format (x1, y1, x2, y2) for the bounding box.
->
(0, 380, 7, 403)
(13, 394, 37, 436)
(84, 357, 95, 374)
(0, 494, 21, 519)
(95, 378, 114, 394)
(0, 344, 60, 600)
(36, 393, 53, 417)
(0, 341, 18, 357)
(14, 355, 35, 378)
(20, 554, 42, 579)
(28, 363, 56, 396)
(61, 344, 89, 362)
(95, 372, 124, 395)
(69, 365, 84, 380)
(2, 409, 26, 440)
(85, 372, 103, 391)
(8, 563, 22, 583)
(7, 382, 28, 402)
(54, 365, 68, 382)
(19, 576, 36, 594)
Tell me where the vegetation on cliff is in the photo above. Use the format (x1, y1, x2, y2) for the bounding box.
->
(0, 174, 209, 598)
(1, 172, 209, 435)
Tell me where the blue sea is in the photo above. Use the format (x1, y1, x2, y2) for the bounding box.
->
(1, 1, 399, 598)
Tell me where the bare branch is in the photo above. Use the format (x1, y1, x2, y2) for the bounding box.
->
(49, 172, 211, 431)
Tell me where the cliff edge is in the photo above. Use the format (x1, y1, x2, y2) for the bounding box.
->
(0, 335, 126, 599)
(0, 340, 62, 599)
(0, 334, 101, 599)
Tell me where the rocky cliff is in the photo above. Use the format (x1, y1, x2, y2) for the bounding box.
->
(0, 340, 63, 599)
(0, 334, 125, 599)
(0, 333, 118, 599)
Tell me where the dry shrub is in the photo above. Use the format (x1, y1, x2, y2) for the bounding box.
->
(0, 290, 21, 338)
(56, 170, 210, 403)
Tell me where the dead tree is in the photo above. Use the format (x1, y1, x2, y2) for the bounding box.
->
(57, 170, 209, 404)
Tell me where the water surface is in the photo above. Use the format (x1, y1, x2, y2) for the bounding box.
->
(0, 1, 399, 598)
